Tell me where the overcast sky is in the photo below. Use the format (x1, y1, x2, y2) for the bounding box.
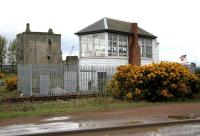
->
(0, 0, 200, 65)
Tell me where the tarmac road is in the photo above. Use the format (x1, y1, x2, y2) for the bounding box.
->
(65, 123, 200, 136)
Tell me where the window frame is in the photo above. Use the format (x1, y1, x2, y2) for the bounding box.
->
(80, 33, 128, 58)
(108, 33, 128, 57)
(80, 33, 105, 57)
(139, 37, 153, 59)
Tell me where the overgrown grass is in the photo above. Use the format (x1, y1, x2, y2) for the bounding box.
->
(0, 97, 153, 120)
(0, 73, 16, 81)
(1, 96, 200, 120)
(0, 74, 19, 100)
(0, 87, 20, 100)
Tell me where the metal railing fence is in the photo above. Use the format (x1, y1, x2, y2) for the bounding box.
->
(18, 64, 117, 96)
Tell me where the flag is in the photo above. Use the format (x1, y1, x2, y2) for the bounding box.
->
(180, 54, 186, 61)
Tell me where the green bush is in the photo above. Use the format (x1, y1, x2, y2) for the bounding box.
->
(107, 62, 200, 102)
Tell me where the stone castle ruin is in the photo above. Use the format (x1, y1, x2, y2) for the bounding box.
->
(16, 24, 62, 64)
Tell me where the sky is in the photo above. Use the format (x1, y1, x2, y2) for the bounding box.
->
(0, 0, 200, 65)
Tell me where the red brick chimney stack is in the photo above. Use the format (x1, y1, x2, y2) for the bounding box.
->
(128, 23, 141, 66)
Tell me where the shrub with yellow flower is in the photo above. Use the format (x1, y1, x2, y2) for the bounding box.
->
(161, 89, 173, 98)
(5, 76, 17, 90)
(135, 88, 142, 96)
(0, 73, 5, 78)
(126, 92, 133, 100)
(107, 62, 200, 102)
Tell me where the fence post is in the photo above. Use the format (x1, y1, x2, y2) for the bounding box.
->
(76, 63, 79, 93)
(29, 64, 32, 96)
(17, 64, 20, 93)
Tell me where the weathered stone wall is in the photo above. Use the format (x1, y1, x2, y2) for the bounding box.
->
(16, 31, 62, 64)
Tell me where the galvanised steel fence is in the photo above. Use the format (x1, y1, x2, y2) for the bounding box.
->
(1, 64, 17, 73)
(18, 64, 117, 96)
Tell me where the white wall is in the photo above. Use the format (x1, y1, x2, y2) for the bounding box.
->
(152, 39, 159, 63)
(141, 59, 153, 66)
(80, 57, 159, 66)
(79, 57, 128, 66)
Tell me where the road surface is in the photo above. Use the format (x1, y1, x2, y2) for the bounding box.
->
(65, 123, 200, 136)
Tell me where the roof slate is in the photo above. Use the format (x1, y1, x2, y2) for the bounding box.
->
(75, 17, 157, 38)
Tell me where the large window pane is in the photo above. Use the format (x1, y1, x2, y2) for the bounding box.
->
(88, 43, 92, 51)
(118, 35, 127, 56)
(81, 33, 128, 57)
(119, 46, 123, 56)
(82, 44, 87, 52)
(139, 38, 152, 59)
(113, 34, 117, 41)
(108, 33, 127, 57)
(81, 33, 105, 57)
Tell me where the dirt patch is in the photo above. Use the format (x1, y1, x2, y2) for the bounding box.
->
(0, 102, 200, 126)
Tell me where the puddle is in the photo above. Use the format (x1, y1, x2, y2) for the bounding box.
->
(0, 118, 144, 136)
(43, 116, 70, 122)
(168, 114, 198, 120)
(0, 122, 80, 136)
(0, 119, 128, 136)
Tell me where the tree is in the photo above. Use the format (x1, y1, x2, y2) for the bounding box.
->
(7, 39, 16, 66)
(0, 35, 7, 72)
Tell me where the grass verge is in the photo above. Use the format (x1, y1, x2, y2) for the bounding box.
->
(0, 97, 153, 120)
(0, 87, 19, 100)
(1, 96, 200, 120)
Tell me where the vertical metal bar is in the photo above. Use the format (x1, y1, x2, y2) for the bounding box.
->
(81, 65, 82, 93)
(86, 65, 88, 92)
(25, 65, 27, 96)
(30, 64, 32, 96)
(91, 65, 93, 94)
(103, 66, 105, 95)
(77, 63, 79, 93)
(17, 65, 20, 92)
(79, 65, 81, 93)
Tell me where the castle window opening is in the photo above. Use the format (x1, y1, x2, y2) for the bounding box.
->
(48, 39, 52, 45)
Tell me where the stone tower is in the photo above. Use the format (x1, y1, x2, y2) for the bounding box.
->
(16, 23, 62, 64)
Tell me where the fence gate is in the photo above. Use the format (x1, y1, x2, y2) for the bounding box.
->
(64, 71, 77, 92)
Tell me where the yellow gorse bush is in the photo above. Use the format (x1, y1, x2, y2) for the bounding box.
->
(107, 62, 200, 102)
(5, 76, 17, 90)
(0, 73, 5, 78)
(126, 92, 133, 100)
(135, 88, 142, 96)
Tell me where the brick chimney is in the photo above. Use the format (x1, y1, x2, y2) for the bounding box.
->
(128, 23, 141, 66)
